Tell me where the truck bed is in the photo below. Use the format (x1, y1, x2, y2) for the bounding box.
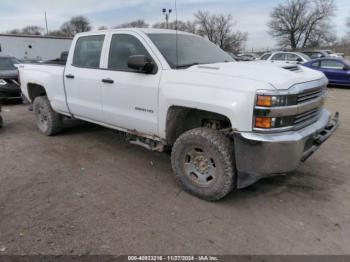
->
(19, 63, 69, 114)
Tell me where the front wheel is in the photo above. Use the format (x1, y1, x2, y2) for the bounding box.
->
(33, 96, 63, 136)
(171, 128, 236, 201)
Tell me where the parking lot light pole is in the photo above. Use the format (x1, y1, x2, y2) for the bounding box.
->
(162, 8, 172, 29)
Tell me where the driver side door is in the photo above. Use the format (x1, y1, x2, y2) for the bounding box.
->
(100, 32, 161, 135)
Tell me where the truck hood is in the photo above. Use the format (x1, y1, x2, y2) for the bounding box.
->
(188, 62, 326, 90)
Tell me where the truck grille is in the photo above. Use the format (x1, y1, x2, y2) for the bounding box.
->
(293, 108, 320, 126)
(297, 87, 323, 104)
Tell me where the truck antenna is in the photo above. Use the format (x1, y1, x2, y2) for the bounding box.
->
(175, 0, 179, 68)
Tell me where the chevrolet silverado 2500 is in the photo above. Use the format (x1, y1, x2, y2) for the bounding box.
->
(19, 29, 339, 201)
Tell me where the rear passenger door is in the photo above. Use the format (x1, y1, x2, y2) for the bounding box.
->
(100, 32, 161, 135)
(65, 34, 107, 122)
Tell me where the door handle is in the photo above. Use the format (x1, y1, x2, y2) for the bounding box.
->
(102, 78, 114, 84)
(65, 74, 75, 79)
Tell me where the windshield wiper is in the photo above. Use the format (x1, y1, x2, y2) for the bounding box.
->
(176, 63, 199, 69)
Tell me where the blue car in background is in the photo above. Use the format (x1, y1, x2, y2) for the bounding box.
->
(303, 58, 350, 87)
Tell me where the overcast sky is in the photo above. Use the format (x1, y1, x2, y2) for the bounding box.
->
(0, 0, 349, 50)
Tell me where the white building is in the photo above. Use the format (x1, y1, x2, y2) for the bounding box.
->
(0, 34, 72, 61)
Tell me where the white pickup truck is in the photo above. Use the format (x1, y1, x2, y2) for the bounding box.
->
(19, 29, 339, 201)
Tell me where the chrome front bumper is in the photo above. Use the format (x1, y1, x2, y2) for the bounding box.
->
(233, 109, 339, 188)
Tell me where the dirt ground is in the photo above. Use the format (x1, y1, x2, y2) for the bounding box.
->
(0, 87, 349, 255)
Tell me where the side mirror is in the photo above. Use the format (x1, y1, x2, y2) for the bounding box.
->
(343, 65, 350, 71)
(128, 55, 155, 74)
(296, 58, 303, 63)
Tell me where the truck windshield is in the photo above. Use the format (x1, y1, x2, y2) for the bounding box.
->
(148, 33, 234, 69)
(0, 57, 19, 70)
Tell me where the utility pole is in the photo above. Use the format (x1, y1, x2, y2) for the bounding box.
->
(162, 8, 172, 29)
(45, 12, 49, 35)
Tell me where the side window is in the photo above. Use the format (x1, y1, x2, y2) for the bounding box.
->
(310, 53, 322, 59)
(271, 53, 286, 61)
(73, 35, 105, 68)
(320, 60, 344, 70)
(286, 54, 299, 61)
(108, 34, 151, 71)
(260, 54, 271, 60)
(311, 61, 320, 68)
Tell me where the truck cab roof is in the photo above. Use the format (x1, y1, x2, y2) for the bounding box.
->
(75, 28, 195, 37)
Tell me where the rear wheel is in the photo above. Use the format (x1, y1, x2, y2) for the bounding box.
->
(33, 96, 63, 136)
(171, 128, 236, 201)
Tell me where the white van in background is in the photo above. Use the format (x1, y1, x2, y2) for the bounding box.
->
(0, 34, 72, 61)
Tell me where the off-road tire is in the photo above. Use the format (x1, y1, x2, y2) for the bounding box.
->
(33, 96, 63, 136)
(171, 128, 236, 201)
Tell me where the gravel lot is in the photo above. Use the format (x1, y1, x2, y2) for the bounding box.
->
(0, 87, 349, 255)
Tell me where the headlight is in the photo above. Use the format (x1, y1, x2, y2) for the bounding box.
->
(253, 83, 326, 132)
(254, 116, 294, 129)
(256, 94, 296, 107)
(0, 79, 7, 86)
(255, 93, 297, 129)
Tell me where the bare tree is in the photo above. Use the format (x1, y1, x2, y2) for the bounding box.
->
(48, 30, 71, 37)
(222, 31, 248, 53)
(6, 26, 43, 35)
(306, 21, 337, 47)
(152, 20, 197, 34)
(60, 16, 91, 37)
(22, 26, 44, 35)
(98, 26, 108, 30)
(194, 11, 217, 42)
(180, 21, 197, 34)
(347, 16, 350, 37)
(115, 20, 149, 29)
(268, 0, 336, 49)
(194, 11, 247, 52)
(59, 23, 74, 36)
(152, 21, 170, 29)
(6, 29, 21, 35)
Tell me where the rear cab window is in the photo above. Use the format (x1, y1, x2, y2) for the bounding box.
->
(72, 35, 105, 68)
